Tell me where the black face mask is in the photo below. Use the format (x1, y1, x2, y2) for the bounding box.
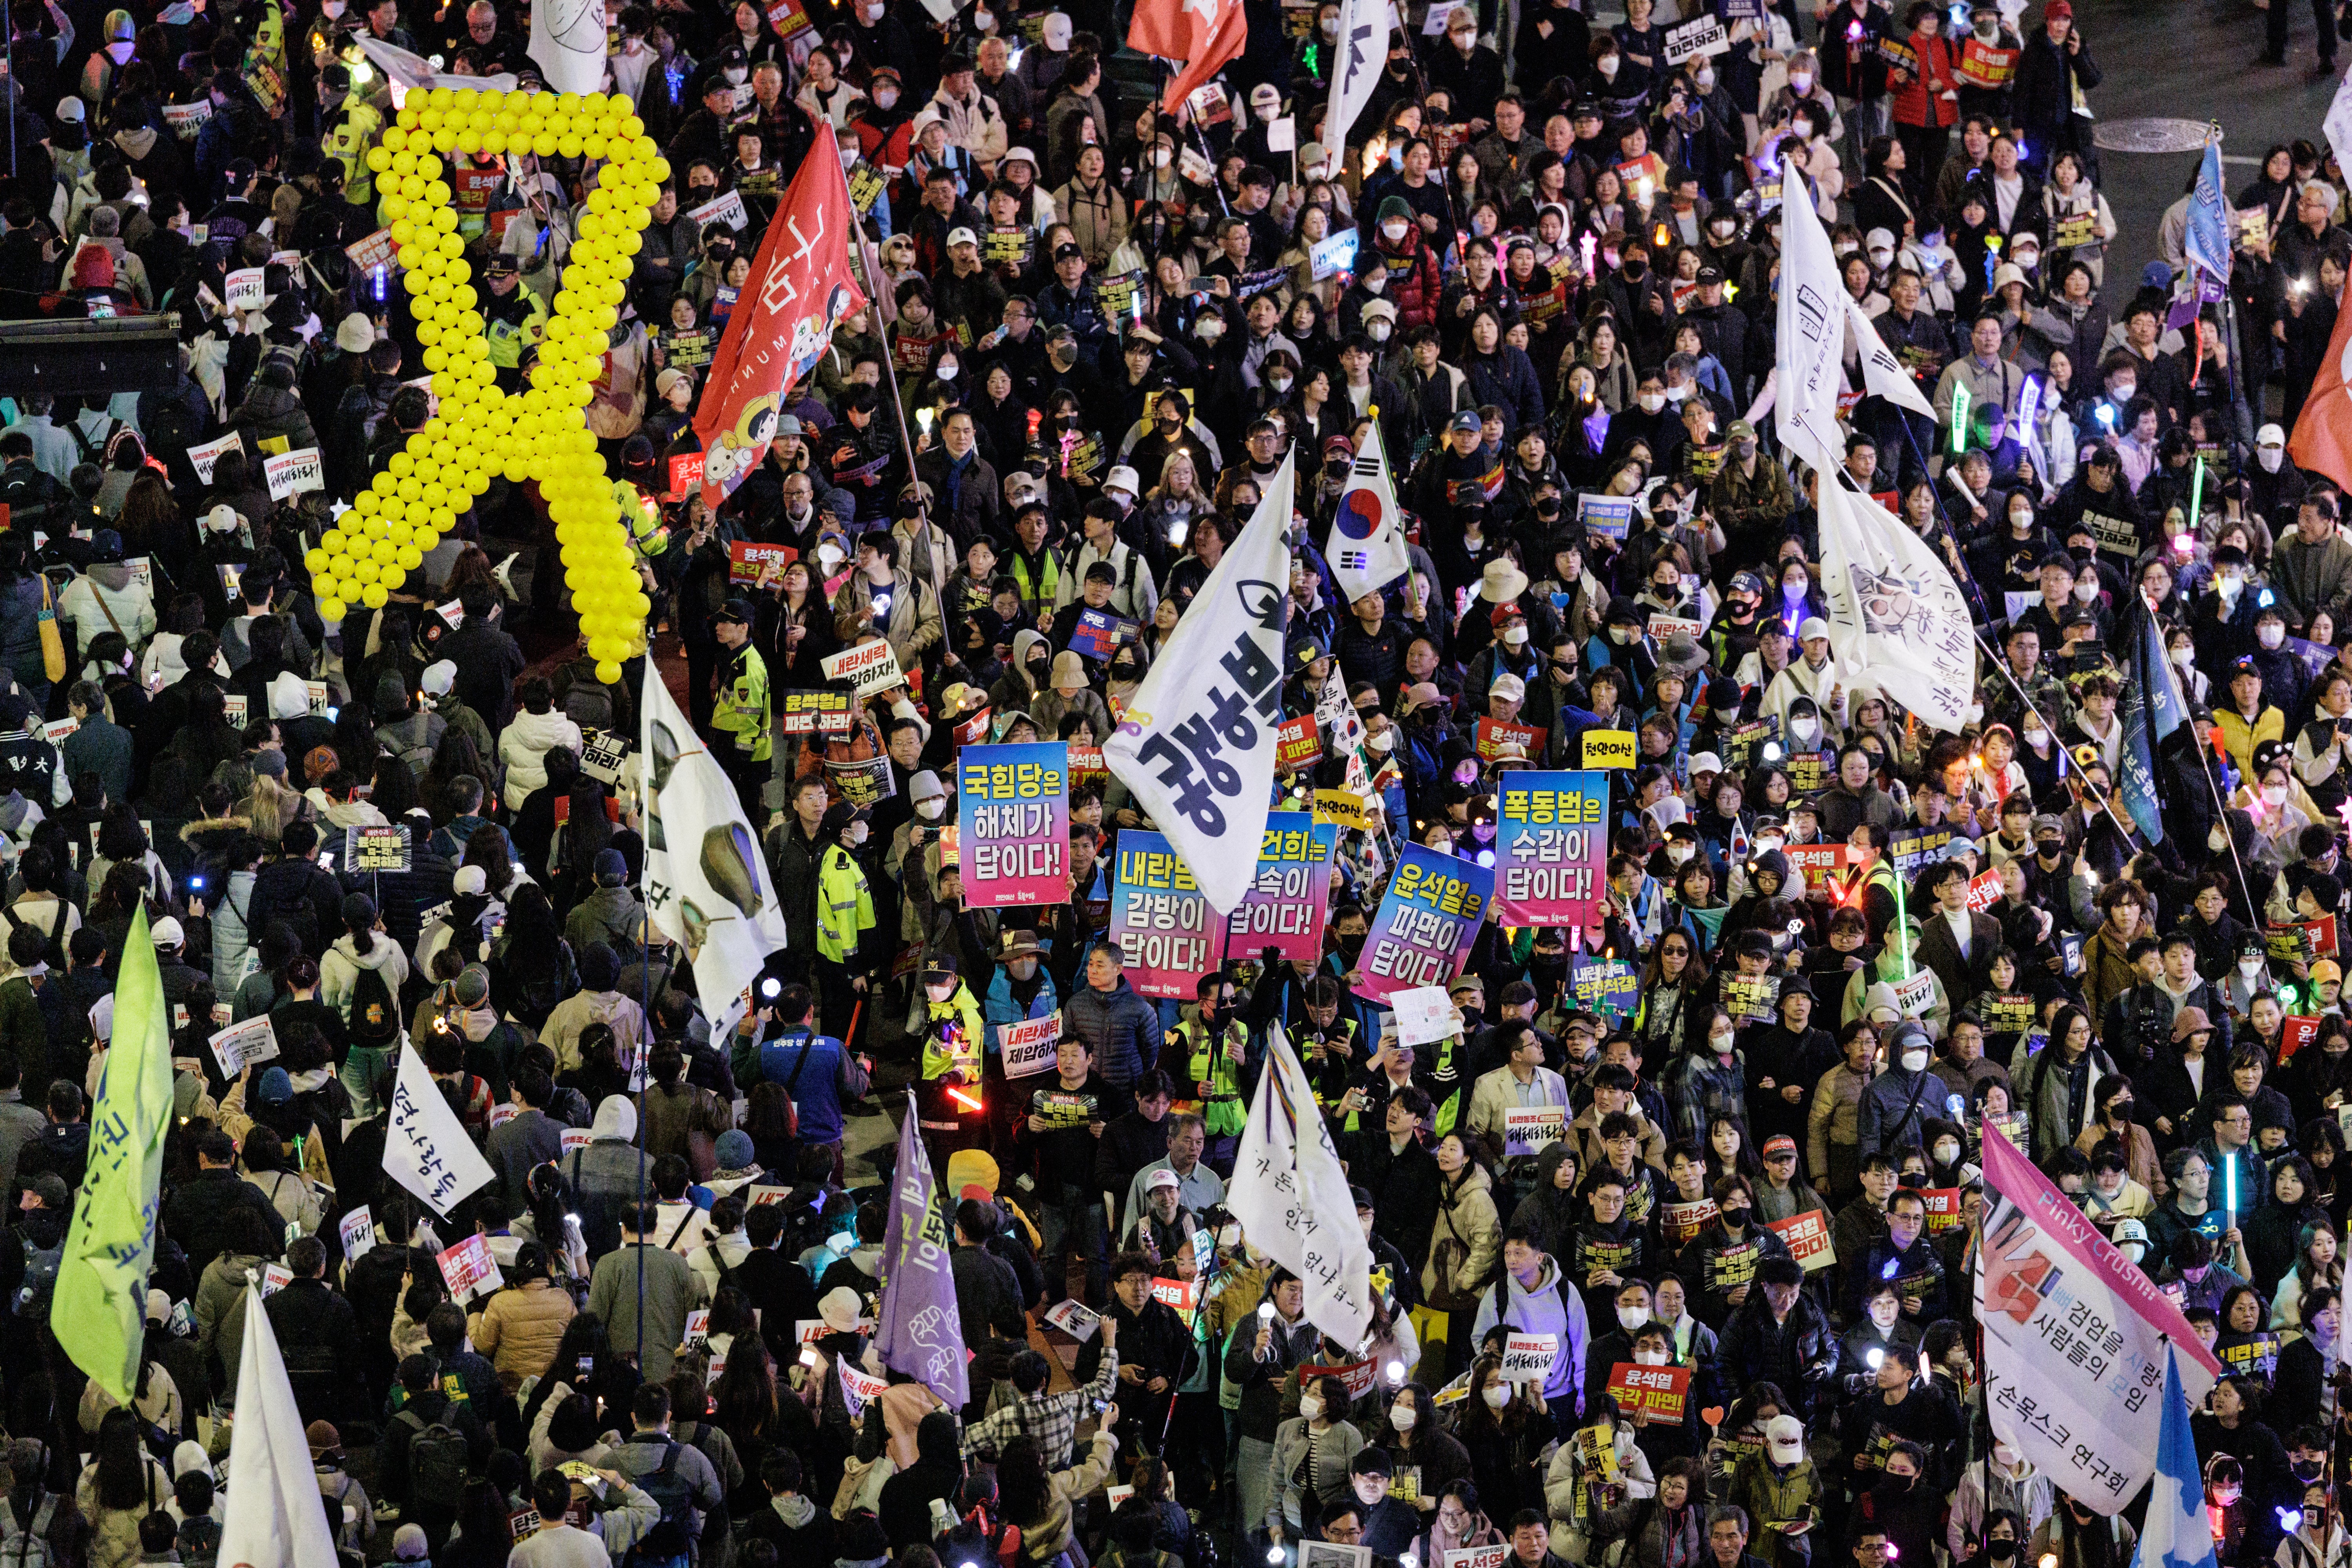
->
(1987, 1544, 2018, 1562)
(1622, 258, 1648, 279)
(1338, 933, 1367, 961)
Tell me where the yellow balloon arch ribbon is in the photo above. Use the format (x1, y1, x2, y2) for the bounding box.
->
(305, 86, 661, 686)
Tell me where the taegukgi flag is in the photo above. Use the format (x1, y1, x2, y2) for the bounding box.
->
(1976, 1121, 2220, 1513)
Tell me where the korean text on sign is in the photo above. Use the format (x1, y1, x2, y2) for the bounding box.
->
(1110, 831, 1221, 998)
(956, 743, 1070, 908)
(1491, 771, 1608, 927)
(1358, 847, 1493, 1004)
(1220, 813, 1336, 966)
(1605, 1363, 1692, 1421)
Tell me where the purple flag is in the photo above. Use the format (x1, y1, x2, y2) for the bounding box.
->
(875, 1094, 970, 1406)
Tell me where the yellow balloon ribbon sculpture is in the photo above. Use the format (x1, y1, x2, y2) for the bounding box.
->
(311, 86, 659, 686)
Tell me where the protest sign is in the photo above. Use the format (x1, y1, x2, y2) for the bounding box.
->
(208, 1016, 278, 1077)
(436, 1234, 503, 1301)
(224, 267, 266, 309)
(1500, 1334, 1558, 1382)
(340, 1208, 374, 1261)
(1724, 974, 1780, 1023)
(821, 640, 904, 697)
(1314, 790, 1370, 830)
(1571, 955, 1641, 1021)
(1664, 14, 1728, 59)
(1220, 813, 1337, 967)
(1580, 731, 1637, 768)
(263, 448, 324, 499)
(779, 691, 854, 734)
(1492, 772, 1608, 928)
(189, 432, 244, 484)
(727, 540, 798, 583)
(1276, 715, 1323, 770)
(1766, 1210, 1836, 1271)
(957, 744, 1069, 908)
(1606, 1363, 1693, 1421)
(1474, 717, 1542, 762)
(344, 824, 412, 873)
(1358, 848, 1493, 1003)
(1921, 1187, 1965, 1233)
(1503, 1105, 1566, 1158)
(1110, 831, 1222, 997)
(1000, 1014, 1062, 1079)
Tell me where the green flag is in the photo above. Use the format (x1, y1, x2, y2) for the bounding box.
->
(52, 902, 173, 1404)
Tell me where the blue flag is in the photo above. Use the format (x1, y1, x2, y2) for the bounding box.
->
(874, 1092, 971, 1407)
(2184, 136, 2233, 287)
(2116, 592, 2183, 845)
(2131, 1345, 2221, 1568)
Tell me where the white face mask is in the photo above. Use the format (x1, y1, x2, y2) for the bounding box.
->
(1639, 392, 1666, 413)
(1152, 148, 1172, 168)
(1934, 1140, 1960, 1165)
(1710, 1030, 1735, 1054)
(1617, 1305, 1648, 1332)
(1382, 221, 1409, 242)
(936, 360, 958, 381)
(1362, 269, 1387, 292)
(1756, 835, 1784, 854)
(1300, 1396, 1325, 1421)
(2260, 625, 2286, 650)
(2242, 958, 2264, 978)
(2261, 446, 2285, 472)
(848, 824, 869, 846)
(1320, 16, 1337, 33)
(1268, 375, 1293, 394)
(2171, 646, 2194, 669)
(1901, 1048, 1930, 1073)
(875, 88, 899, 108)
(1502, 624, 1529, 648)
(926, 981, 953, 1001)
(2265, 784, 2289, 805)
(1483, 1384, 1512, 1409)
(1633, 1348, 1668, 1366)
(1369, 320, 1393, 342)
(1199, 317, 1227, 342)
(2073, 579, 2098, 602)
(864, 1, 884, 16)
(1391, 1406, 1417, 1432)
(917, 798, 946, 819)
(105, 39, 131, 61)
(725, 65, 746, 83)
(2023, 726, 2048, 746)
(2218, 573, 2244, 598)
(1694, 66, 1714, 89)
(1597, 54, 1619, 76)
(1788, 72, 1813, 93)
(1668, 842, 1695, 864)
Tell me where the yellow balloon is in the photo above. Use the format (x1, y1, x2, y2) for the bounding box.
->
(319, 597, 346, 621)
(362, 583, 389, 609)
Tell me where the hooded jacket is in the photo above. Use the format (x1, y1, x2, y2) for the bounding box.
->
(1470, 1252, 1591, 1405)
(876, 1407, 967, 1550)
(564, 1095, 652, 1256)
(320, 928, 410, 1040)
(499, 707, 588, 812)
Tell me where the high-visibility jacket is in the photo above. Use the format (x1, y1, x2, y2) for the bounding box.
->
(711, 643, 772, 763)
(815, 844, 873, 963)
(1173, 1015, 1252, 1137)
(484, 283, 549, 369)
(919, 982, 987, 1079)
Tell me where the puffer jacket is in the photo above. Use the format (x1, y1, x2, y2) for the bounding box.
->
(1422, 1163, 1502, 1310)
(58, 562, 156, 662)
(205, 864, 256, 998)
(467, 1276, 579, 1392)
(319, 929, 411, 1042)
(498, 706, 586, 811)
(228, 377, 318, 452)
(76, 1450, 171, 1568)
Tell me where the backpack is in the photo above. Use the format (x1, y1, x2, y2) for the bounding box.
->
(394, 1407, 469, 1502)
(0, 896, 69, 973)
(347, 957, 400, 1048)
(0, 1490, 59, 1568)
(15, 1232, 61, 1320)
(626, 1438, 697, 1564)
(559, 665, 616, 732)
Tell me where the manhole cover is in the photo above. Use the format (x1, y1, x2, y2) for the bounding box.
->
(2093, 117, 2221, 153)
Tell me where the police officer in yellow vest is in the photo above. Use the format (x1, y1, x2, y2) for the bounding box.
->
(317, 65, 383, 202)
(482, 252, 548, 390)
(813, 801, 876, 1041)
(709, 598, 772, 810)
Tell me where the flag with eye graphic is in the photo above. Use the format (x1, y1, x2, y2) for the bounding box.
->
(1328, 422, 1412, 606)
(693, 122, 867, 510)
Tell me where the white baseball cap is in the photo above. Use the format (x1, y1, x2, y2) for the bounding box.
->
(1798, 616, 1831, 642)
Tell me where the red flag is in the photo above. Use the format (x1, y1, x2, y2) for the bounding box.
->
(1126, 0, 1247, 114)
(2290, 272, 2352, 494)
(690, 122, 868, 509)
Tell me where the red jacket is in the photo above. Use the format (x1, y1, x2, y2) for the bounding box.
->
(1372, 236, 1443, 330)
(1888, 33, 1961, 129)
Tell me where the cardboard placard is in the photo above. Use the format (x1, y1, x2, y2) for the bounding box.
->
(1296, 1358, 1380, 1399)
(189, 432, 244, 484)
(1920, 1186, 1964, 1232)
(340, 1206, 373, 1260)
(667, 450, 708, 493)
(436, 1233, 503, 1301)
(345, 228, 398, 273)
(1500, 1333, 1558, 1382)
(224, 267, 267, 310)
(344, 823, 412, 873)
(1965, 868, 2004, 912)
(780, 691, 855, 734)
(1956, 37, 2018, 87)
(1664, 14, 1729, 60)
(1580, 730, 1637, 769)
(1605, 1361, 1692, 1421)
(728, 539, 799, 584)
(686, 189, 750, 232)
(1503, 1104, 1566, 1158)
(578, 731, 631, 786)
(821, 639, 904, 696)
(1390, 986, 1461, 1048)
(560, 1127, 593, 1154)
(1577, 493, 1635, 540)
(208, 1015, 279, 1077)
(1043, 1298, 1101, 1339)
(1766, 1209, 1835, 1271)
(260, 1263, 292, 1296)
(1275, 714, 1322, 770)
(161, 100, 214, 139)
(1474, 716, 1542, 762)
(263, 448, 324, 500)
(1000, 1013, 1061, 1078)
(1314, 789, 1370, 830)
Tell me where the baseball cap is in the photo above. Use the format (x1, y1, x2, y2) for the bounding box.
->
(1765, 1416, 1806, 1463)
(1688, 751, 1724, 776)
(1798, 616, 1831, 641)
(1448, 410, 1483, 434)
(1146, 1167, 1181, 1192)
(946, 226, 979, 249)
(1762, 1135, 1798, 1159)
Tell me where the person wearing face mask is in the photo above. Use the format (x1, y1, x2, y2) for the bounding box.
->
(809, 802, 878, 1044)
(1857, 1021, 1941, 1160)
(1671, 1175, 1791, 1331)
(1704, 420, 1792, 570)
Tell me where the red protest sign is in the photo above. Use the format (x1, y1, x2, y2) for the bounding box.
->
(1766, 1210, 1835, 1272)
(1919, 1186, 1964, 1233)
(1784, 844, 1849, 893)
(1275, 715, 1321, 771)
(1298, 1359, 1379, 1399)
(2281, 1016, 2321, 1062)
(728, 540, 798, 584)
(1475, 716, 1543, 762)
(1965, 869, 2004, 913)
(1067, 745, 1109, 788)
(1605, 1362, 1692, 1422)
(668, 451, 706, 496)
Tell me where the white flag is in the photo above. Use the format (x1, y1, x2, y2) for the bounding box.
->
(1323, 0, 1391, 170)
(1846, 294, 1938, 419)
(529, 0, 607, 92)
(217, 1283, 339, 1566)
(2330, 69, 2352, 192)
(1229, 1022, 1375, 1348)
(641, 666, 794, 1016)
(1773, 183, 1849, 473)
(1814, 475, 1977, 734)
(383, 1044, 496, 1218)
(352, 33, 517, 93)
(1105, 455, 1296, 914)
(1327, 422, 1414, 605)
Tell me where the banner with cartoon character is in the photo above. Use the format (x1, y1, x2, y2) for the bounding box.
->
(692, 122, 867, 509)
